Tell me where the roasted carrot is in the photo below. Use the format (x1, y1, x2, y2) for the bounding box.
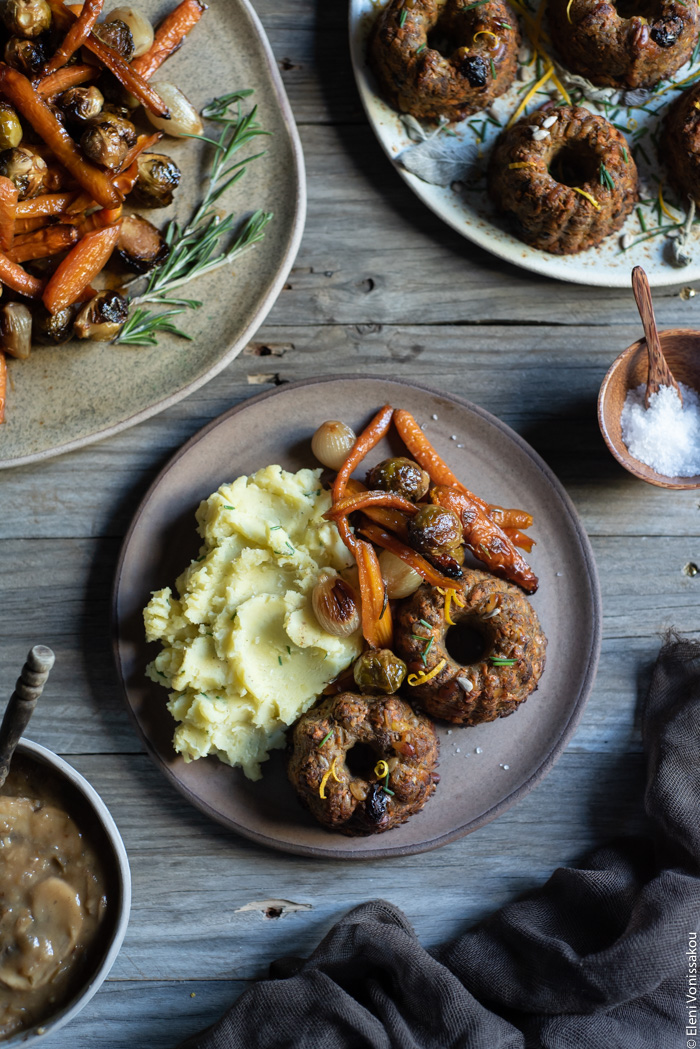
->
(0, 352, 6, 424)
(15, 216, 48, 234)
(76, 205, 122, 236)
(42, 222, 121, 313)
(41, 0, 104, 76)
(9, 224, 78, 263)
(393, 408, 534, 530)
(430, 486, 538, 593)
(333, 405, 394, 506)
(16, 192, 77, 218)
(343, 478, 410, 539)
(83, 34, 170, 118)
(503, 527, 535, 553)
(0, 250, 43, 297)
(324, 489, 420, 522)
(357, 519, 461, 590)
(132, 0, 207, 80)
(354, 540, 392, 649)
(36, 63, 98, 98)
(0, 177, 17, 253)
(0, 64, 121, 209)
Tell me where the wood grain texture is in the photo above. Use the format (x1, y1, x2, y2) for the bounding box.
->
(2, 0, 700, 1044)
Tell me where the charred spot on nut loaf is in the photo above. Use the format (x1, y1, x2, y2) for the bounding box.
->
(365, 783, 389, 823)
(459, 54, 489, 86)
(651, 16, 682, 47)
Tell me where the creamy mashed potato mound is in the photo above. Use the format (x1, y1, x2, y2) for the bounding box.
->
(143, 465, 361, 780)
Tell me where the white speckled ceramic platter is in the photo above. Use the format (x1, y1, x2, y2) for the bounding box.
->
(350, 0, 700, 287)
(113, 376, 602, 859)
(0, 0, 305, 469)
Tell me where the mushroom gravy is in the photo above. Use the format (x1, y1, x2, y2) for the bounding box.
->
(0, 756, 109, 1041)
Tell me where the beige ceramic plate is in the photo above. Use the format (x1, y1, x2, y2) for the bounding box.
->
(113, 376, 601, 859)
(0, 0, 305, 469)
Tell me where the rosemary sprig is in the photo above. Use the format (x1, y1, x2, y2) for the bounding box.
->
(116, 90, 273, 347)
(599, 162, 615, 192)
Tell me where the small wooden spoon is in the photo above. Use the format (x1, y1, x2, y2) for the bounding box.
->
(0, 645, 55, 789)
(632, 266, 683, 408)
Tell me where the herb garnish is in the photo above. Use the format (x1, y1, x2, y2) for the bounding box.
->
(399, 7, 407, 26)
(489, 657, 518, 665)
(489, 57, 497, 79)
(318, 730, 333, 748)
(116, 91, 273, 346)
(599, 162, 615, 191)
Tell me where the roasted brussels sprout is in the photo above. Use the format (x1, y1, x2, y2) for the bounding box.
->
(130, 151, 181, 208)
(92, 17, 135, 61)
(0, 302, 31, 359)
(366, 457, 430, 501)
(353, 649, 407, 694)
(34, 303, 77, 345)
(116, 213, 168, 273)
(4, 32, 47, 74)
(0, 145, 47, 199)
(74, 290, 128, 341)
(105, 6, 154, 57)
(2, 0, 51, 38)
(0, 102, 22, 151)
(80, 111, 136, 170)
(407, 503, 464, 577)
(58, 85, 104, 124)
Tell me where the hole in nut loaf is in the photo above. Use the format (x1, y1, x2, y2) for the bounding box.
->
(344, 742, 377, 779)
(445, 623, 487, 665)
(548, 144, 600, 188)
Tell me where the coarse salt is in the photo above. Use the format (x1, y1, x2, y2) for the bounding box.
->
(620, 382, 700, 477)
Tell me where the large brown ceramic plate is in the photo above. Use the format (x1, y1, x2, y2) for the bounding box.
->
(0, 0, 305, 469)
(113, 376, 601, 859)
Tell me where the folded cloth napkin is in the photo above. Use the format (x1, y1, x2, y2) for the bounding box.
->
(179, 634, 700, 1049)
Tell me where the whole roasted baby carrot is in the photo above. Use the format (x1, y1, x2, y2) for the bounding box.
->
(36, 64, 98, 99)
(0, 176, 17, 252)
(324, 489, 419, 521)
(430, 485, 538, 593)
(333, 404, 394, 504)
(357, 519, 459, 590)
(42, 223, 121, 313)
(0, 250, 43, 296)
(344, 478, 410, 539)
(0, 64, 121, 208)
(132, 0, 207, 80)
(355, 539, 392, 649)
(83, 34, 169, 117)
(16, 192, 76, 218)
(9, 224, 78, 263)
(41, 0, 104, 77)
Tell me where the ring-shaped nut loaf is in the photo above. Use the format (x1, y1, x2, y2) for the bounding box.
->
(393, 571, 546, 725)
(549, 0, 698, 89)
(488, 105, 638, 254)
(661, 81, 700, 205)
(287, 692, 439, 835)
(368, 0, 521, 122)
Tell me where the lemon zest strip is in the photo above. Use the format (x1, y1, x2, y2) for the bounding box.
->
(319, 766, 332, 799)
(452, 590, 466, 607)
(408, 659, 447, 686)
(572, 187, 600, 209)
(444, 590, 456, 625)
(508, 161, 538, 169)
(658, 181, 679, 221)
(565, 0, 574, 22)
(331, 759, 341, 783)
(694, 100, 700, 110)
(374, 759, 389, 779)
(507, 64, 553, 128)
(473, 28, 499, 47)
(656, 69, 700, 97)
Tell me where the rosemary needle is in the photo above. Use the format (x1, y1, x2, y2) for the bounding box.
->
(116, 90, 273, 346)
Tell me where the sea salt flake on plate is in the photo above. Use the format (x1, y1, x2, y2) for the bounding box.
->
(620, 382, 700, 477)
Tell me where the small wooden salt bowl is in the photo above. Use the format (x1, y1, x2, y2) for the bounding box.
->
(597, 328, 700, 490)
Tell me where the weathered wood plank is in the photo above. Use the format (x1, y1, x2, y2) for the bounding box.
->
(3, 325, 700, 541)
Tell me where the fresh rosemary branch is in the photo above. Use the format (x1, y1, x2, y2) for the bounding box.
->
(116, 90, 274, 347)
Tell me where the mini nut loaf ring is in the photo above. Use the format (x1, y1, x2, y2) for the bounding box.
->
(661, 81, 700, 205)
(488, 105, 638, 254)
(287, 692, 440, 835)
(393, 571, 547, 726)
(368, 0, 522, 122)
(549, 0, 698, 89)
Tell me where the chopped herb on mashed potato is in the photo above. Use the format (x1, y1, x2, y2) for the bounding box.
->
(143, 465, 361, 780)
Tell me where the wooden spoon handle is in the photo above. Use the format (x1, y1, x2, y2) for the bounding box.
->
(0, 645, 55, 789)
(631, 266, 682, 407)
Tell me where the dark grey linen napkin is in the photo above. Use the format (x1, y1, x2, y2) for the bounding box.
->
(179, 635, 700, 1049)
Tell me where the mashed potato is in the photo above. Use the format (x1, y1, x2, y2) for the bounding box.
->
(143, 465, 361, 780)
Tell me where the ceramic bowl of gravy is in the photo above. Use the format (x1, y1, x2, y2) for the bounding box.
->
(0, 739, 131, 1045)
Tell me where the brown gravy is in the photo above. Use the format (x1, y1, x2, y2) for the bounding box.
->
(0, 756, 110, 1040)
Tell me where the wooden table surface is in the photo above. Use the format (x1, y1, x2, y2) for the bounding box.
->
(3, 1, 700, 1044)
